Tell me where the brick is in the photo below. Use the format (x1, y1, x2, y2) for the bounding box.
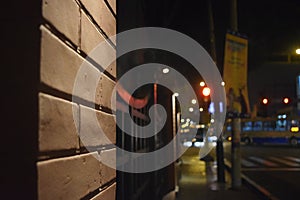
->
(38, 152, 115, 200)
(91, 183, 116, 200)
(81, 11, 105, 54)
(42, 0, 80, 45)
(41, 26, 115, 107)
(96, 73, 115, 110)
(81, 11, 116, 78)
(106, 0, 116, 16)
(80, 0, 116, 41)
(40, 26, 84, 95)
(39, 93, 79, 152)
(79, 105, 116, 147)
(99, 148, 116, 185)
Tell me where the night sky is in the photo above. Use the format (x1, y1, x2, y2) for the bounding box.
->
(165, 0, 300, 112)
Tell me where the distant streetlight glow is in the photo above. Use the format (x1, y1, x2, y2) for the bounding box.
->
(283, 97, 289, 104)
(296, 49, 300, 55)
(189, 107, 194, 112)
(262, 98, 268, 105)
(221, 81, 225, 86)
(199, 107, 204, 112)
(162, 67, 170, 74)
(191, 99, 197, 104)
(200, 81, 205, 87)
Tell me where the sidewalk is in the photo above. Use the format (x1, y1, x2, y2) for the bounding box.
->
(175, 147, 262, 200)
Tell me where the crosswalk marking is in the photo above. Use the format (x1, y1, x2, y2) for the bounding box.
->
(248, 156, 279, 167)
(241, 156, 300, 168)
(268, 157, 300, 167)
(284, 156, 300, 163)
(241, 159, 258, 167)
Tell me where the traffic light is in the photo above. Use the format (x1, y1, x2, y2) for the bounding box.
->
(202, 87, 210, 97)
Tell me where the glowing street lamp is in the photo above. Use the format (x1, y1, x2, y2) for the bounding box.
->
(283, 97, 289, 104)
(262, 98, 268, 105)
(296, 48, 300, 55)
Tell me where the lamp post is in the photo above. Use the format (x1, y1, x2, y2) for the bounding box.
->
(230, 0, 242, 189)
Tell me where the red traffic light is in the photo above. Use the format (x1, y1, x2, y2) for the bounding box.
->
(202, 87, 210, 97)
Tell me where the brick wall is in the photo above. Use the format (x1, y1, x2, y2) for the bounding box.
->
(38, 0, 116, 199)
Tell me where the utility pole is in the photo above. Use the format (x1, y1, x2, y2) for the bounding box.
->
(207, 0, 225, 183)
(230, 0, 242, 189)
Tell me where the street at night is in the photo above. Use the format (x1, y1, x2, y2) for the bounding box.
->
(223, 142, 300, 199)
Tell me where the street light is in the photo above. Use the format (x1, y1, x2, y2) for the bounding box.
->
(296, 49, 300, 55)
(262, 98, 268, 105)
(283, 97, 289, 104)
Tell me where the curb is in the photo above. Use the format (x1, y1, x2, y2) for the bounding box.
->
(224, 159, 279, 200)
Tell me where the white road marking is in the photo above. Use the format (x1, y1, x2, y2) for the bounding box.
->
(248, 156, 279, 167)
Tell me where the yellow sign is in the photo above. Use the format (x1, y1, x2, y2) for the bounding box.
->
(223, 33, 250, 114)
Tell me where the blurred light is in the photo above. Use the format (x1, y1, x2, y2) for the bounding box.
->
(199, 107, 204, 112)
(291, 126, 299, 133)
(282, 114, 287, 119)
(186, 118, 190, 122)
(227, 136, 232, 141)
(296, 49, 300, 55)
(191, 99, 197, 104)
(173, 92, 179, 97)
(210, 118, 215, 123)
(283, 97, 289, 104)
(194, 142, 204, 147)
(162, 68, 170, 74)
(221, 81, 225, 86)
(202, 87, 211, 97)
(183, 141, 192, 147)
(181, 118, 185, 123)
(189, 107, 194, 112)
(200, 81, 205, 87)
(192, 138, 196, 142)
(208, 136, 218, 142)
(219, 102, 224, 113)
(262, 98, 268, 105)
(208, 102, 215, 114)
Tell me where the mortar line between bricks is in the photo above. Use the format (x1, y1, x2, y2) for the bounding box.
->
(39, 83, 114, 115)
(38, 145, 116, 162)
(104, 0, 116, 19)
(75, 0, 116, 49)
(42, 22, 116, 82)
(80, 179, 116, 200)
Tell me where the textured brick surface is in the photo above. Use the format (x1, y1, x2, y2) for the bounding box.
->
(80, 0, 116, 39)
(79, 105, 116, 147)
(38, 152, 115, 200)
(39, 93, 79, 152)
(41, 26, 115, 106)
(40, 26, 83, 95)
(81, 11, 105, 54)
(96, 73, 115, 110)
(91, 183, 116, 200)
(106, 0, 116, 15)
(81, 11, 116, 78)
(42, 0, 80, 45)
